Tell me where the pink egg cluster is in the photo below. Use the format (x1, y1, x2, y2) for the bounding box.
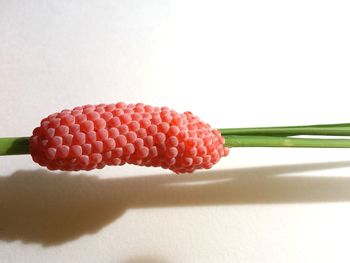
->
(29, 102, 229, 173)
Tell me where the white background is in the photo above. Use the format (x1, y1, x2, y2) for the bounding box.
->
(1, 1, 350, 262)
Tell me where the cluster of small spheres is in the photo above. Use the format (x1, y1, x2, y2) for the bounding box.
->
(29, 102, 229, 173)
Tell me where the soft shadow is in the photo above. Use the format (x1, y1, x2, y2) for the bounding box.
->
(1, 161, 350, 246)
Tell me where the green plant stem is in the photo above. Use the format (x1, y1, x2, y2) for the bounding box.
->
(219, 123, 350, 137)
(3, 123, 350, 157)
(224, 135, 350, 148)
(0, 137, 30, 155)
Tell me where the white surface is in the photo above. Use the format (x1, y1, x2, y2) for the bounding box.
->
(1, 0, 350, 262)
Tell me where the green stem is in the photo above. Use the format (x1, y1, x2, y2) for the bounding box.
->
(224, 135, 350, 148)
(0, 137, 30, 155)
(219, 123, 350, 137)
(2, 123, 350, 157)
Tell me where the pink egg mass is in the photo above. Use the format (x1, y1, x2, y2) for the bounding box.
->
(29, 102, 229, 173)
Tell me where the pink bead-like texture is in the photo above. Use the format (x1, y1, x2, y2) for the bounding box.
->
(29, 102, 229, 173)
